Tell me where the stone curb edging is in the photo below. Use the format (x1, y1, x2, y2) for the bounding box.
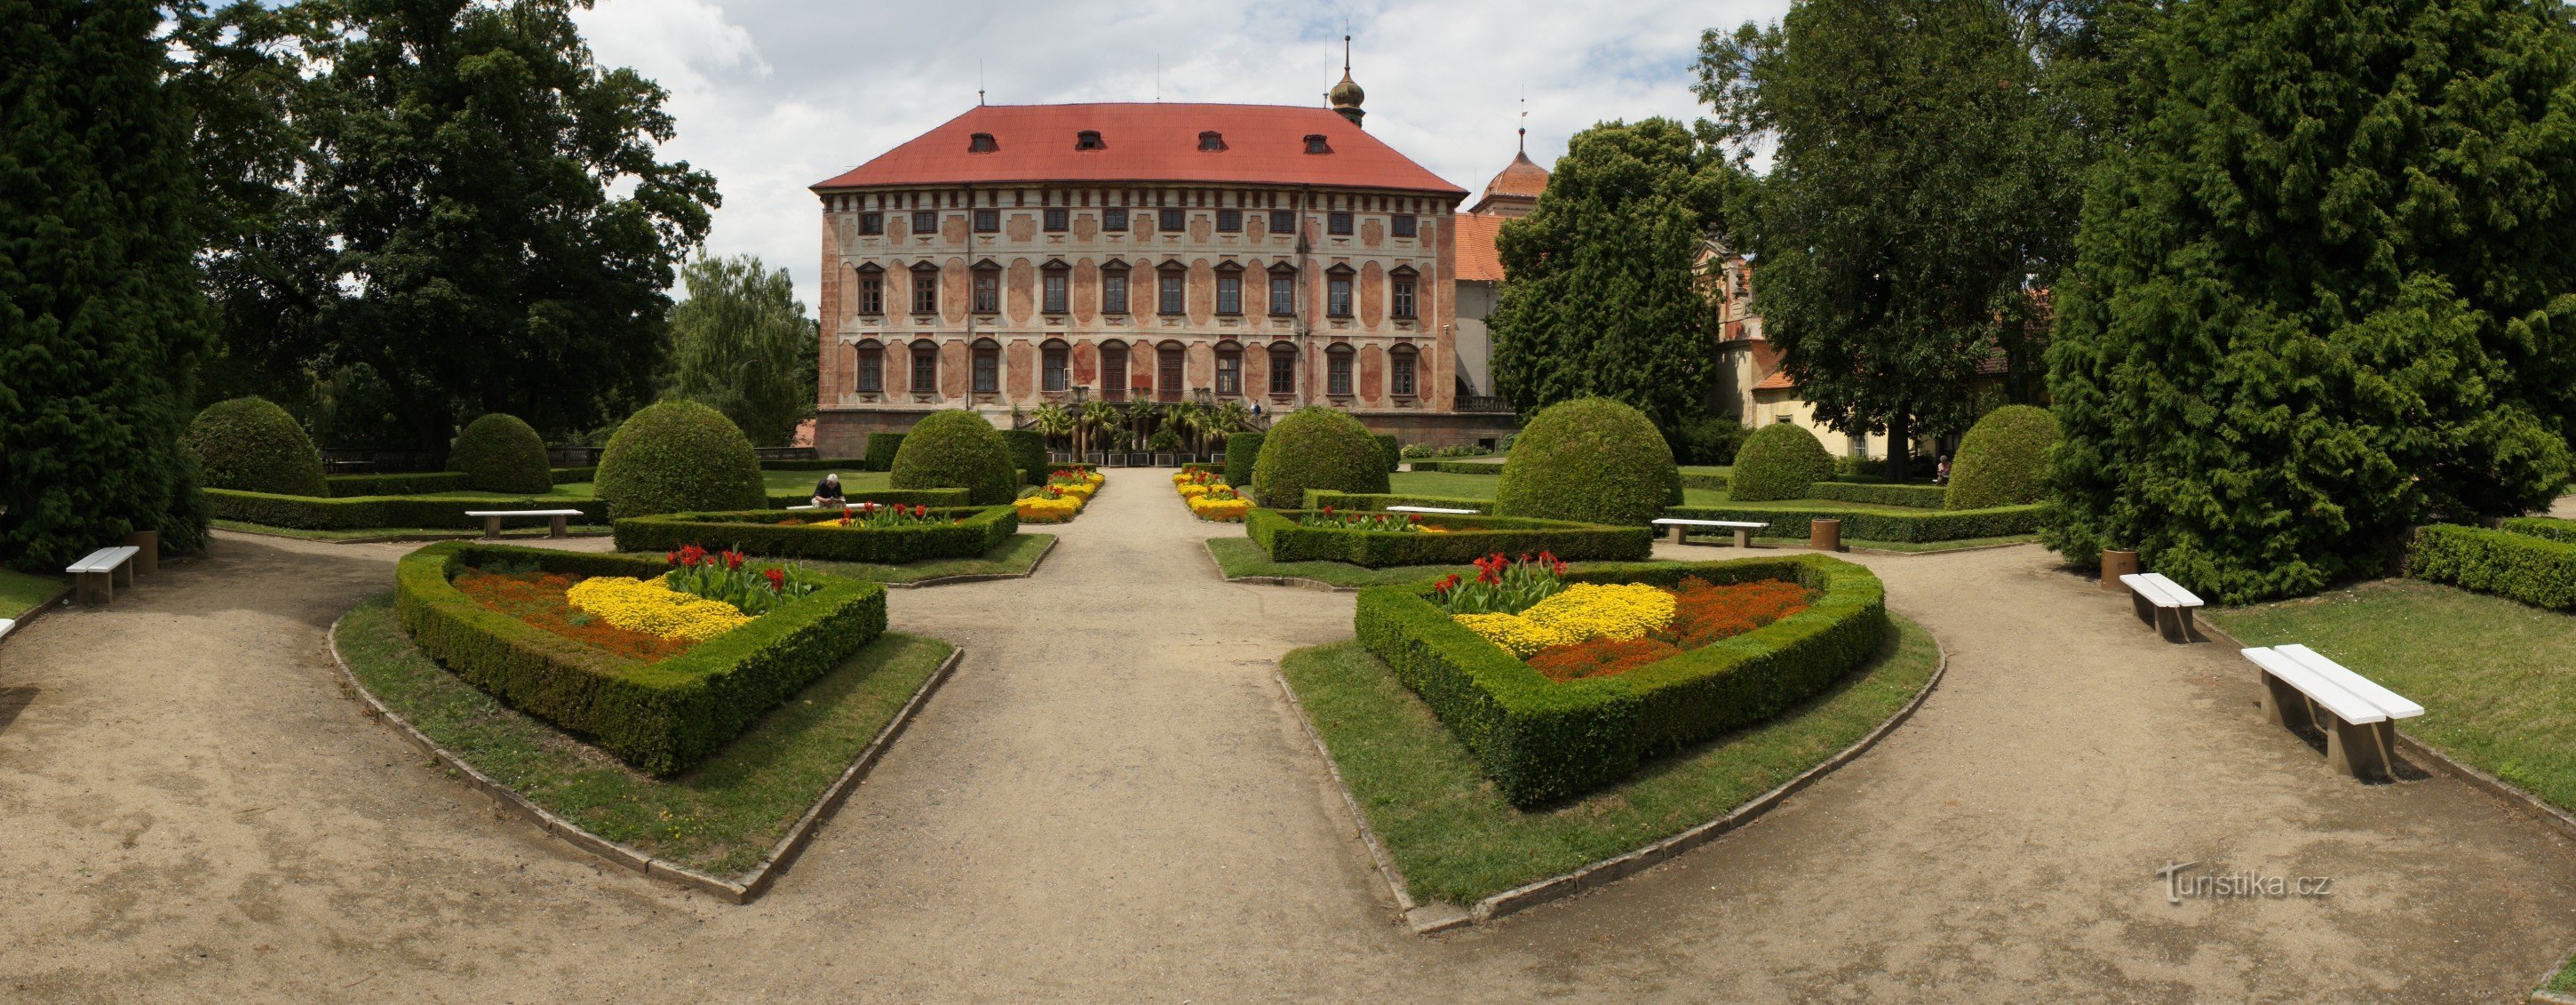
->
(1285, 624, 1949, 936)
(0, 584, 75, 648)
(882, 534, 1058, 589)
(218, 525, 612, 546)
(326, 614, 962, 903)
(1203, 538, 1361, 594)
(2530, 989, 2576, 1005)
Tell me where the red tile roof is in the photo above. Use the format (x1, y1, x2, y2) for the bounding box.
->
(1453, 212, 1505, 283)
(814, 103, 1467, 195)
(1753, 368, 1797, 391)
(1483, 150, 1549, 200)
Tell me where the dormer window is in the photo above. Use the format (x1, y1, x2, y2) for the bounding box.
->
(1198, 131, 1227, 152)
(1303, 134, 1331, 155)
(1076, 130, 1106, 151)
(967, 132, 998, 154)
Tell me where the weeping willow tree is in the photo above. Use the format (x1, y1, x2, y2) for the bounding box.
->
(664, 253, 818, 447)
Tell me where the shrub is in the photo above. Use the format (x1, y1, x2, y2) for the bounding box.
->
(1493, 398, 1678, 526)
(1356, 554, 1886, 804)
(552, 466, 597, 484)
(1305, 491, 1493, 514)
(998, 429, 1047, 485)
(592, 401, 767, 520)
(1667, 416, 1749, 466)
(208, 489, 609, 530)
(1805, 482, 1949, 509)
(616, 504, 1014, 563)
(1679, 467, 1730, 491)
(1148, 426, 1182, 454)
(1251, 407, 1389, 507)
(1659, 502, 2043, 543)
(1373, 434, 1401, 473)
(863, 432, 906, 472)
(1728, 423, 1834, 502)
(184, 397, 327, 497)
(1409, 459, 1507, 475)
(447, 413, 553, 494)
(394, 543, 885, 775)
(889, 410, 1018, 505)
(758, 457, 871, 472)
(2503, 516, 2576, 544)
(328, 472, 473, 497)
(1221, 432, 1265, 489)
(1245, 508, 1650, 567)
(2409, 524, 2576, 610)
(1945, 404, 2058, 510)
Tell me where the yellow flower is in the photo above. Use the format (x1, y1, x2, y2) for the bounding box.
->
(1017, 495, 1083, 522)
(1177, 483, 1210, 499)
(566, 577, 752, 642)
(1189, 497, 1251, 522)
(1451, 584, 1677, 658)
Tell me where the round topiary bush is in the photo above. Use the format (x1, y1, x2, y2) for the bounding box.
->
(1945, 404, 2059, 510)
(1221, 431, 1265, 489)
(1491, 398, 1679, 526)
(1251, 407, 1390, 508)
(184, 397, 328, 497)
(593, 400, 766, 519)
(889, 410, 1018, 505)
(1728, 422, 1836, 502)
(446, 412, 553, 494)
(998, 428, 1047, 486)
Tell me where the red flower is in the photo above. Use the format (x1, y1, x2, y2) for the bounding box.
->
(764, 567, 785, 589)
(1323, 506, 1334, 516)
(1408, 513, 1421, 523)
(1435, 574, 1459, 593)
(914, 504, 928, 518)
(676, 545, 707, 567)
(724, 550, 744, 570)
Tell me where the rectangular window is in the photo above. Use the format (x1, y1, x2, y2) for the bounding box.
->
(1102, 272, 1129, 314)
(912, 210, 937, 234)
(1217, 209, 1241, 232)
(1043, 272, 1069, 314)
(1269, 348, 1296, 395)
(1216, 274, 1241, 315)
(857, 274, 883, 315)
(973, 271, 999, 313)
(1391, 278, 1416, 319)
(912, 272, 938, 315)
(973, 347, 998, 394)
(858, 211, 884, 235)
(1327, 352, 1353, 396)
(1328, 275, 1353, 317)
(1044, 207, 1068, 232)
(1327, 211, 1352, 235)
(1103, 207, 1128, 232)
(1043, 344, 1069, 391)
(856, 347, 883, 393)
(1216, 350, 1241, 395)
(974, 208, 999, 233)
(1159, 208, 1185, 232)
(911, 345, 938, 392)
(1391, 213, 1417, 238)
(1269, 274, 1295, 316)
(1270, 210, 1296, 235)
(1102, 347, 1127, 400)
(1158, 270, 1185, 315)
(1391, 352, 1416, 396)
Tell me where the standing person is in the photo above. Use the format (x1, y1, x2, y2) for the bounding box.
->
(811, 473, 846, 507)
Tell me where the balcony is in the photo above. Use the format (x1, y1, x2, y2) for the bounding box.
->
(1456, 395, 1514, 414)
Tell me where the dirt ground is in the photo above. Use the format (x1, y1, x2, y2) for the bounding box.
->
(2, 484, 2572, 1001)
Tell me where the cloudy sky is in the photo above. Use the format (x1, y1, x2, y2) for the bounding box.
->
(569, 0, 1791, 309)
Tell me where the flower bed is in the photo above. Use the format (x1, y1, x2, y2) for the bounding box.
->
(396, 542, 886, 775)
(1246, 507, 1651, 567)
(1172, 468, 1252, 522)
(614, 504, 1016, 564)
(208, 488, 609, 530)
(1018, 468, 1105, 523)
(1658, 501, 2042, 543)
(1355, 553, 1886, 805)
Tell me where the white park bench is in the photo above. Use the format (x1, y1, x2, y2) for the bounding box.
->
(67, 545, 140, 605)
(0, 618, 15, 641)
(2241, 643, 2422, 781)
(1387, 505, 1477, 515)
(2119, 572, 2205, 642)
(464, 509, 586, 539)
(1651, 517, 1769, 548)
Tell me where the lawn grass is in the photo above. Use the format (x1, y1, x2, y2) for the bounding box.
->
(212, 519, 612, 543)
(0, 567, 65, 620)
(335, 594, 951, 877)
(1385, 470, 1730, 507)
(634, 532, 1054, 586)
(1206, 537, 1472, 587)
(2211, 579, 2576, 815)
(2553, 954, 2576, 995)
(1281, 614, 1938, 905)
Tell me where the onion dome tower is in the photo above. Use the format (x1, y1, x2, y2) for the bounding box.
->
(1327, 36, 1365, 127)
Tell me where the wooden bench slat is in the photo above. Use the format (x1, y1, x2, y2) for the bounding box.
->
(66, 546, 139, 575)
(461, 509, 586, 517)
(1652, 518, 1768, 530)
(2273, 644, 2423, 720)
(1387, 506, 1478, 514)
(2137, 571, 2205, 608)
(2243, 647, 2387, 724)
(2118, 573, 2176, 608)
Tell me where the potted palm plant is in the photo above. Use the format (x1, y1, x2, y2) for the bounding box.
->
(1078, 398, 1112, 466)
(1164, 399, 1205, 463)
(1032, 403, 1074, 464)
(1149, 426, 1182, 467)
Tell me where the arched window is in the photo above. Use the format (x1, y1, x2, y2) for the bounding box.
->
(1325, 343, 1355, 397)
(854, 263, 885, 317)
(1101, 339, 1129, 401)
(1100, 259, 1131, 315)
(910, 339, 940, 395)
(854, 339, 884, 394)
(1214, 340, 1243, 396)
(1389, 265, 1419, 321)
(972, 338, 1001, 395)
(1388, 343, 1418, 398)
(1268, 342, 1298, 395)
(1041, 339, 1070, 392)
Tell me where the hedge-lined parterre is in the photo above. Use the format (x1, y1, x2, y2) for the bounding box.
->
(210, 488, 611, 530)
(615, 504, 1015, 564)
(1355, 554, 1887, 805)
(1802, 481, 1951, 509)
(1246, 507, 1650, 567)
(2410, 523, 2576, 610)
(1304, 490, 1493, 514)
(326, 471, 475, 497)
(395, 542, 886, 775)
(2502, 515, 2576, 544)
(1659, 502, 2043, 543)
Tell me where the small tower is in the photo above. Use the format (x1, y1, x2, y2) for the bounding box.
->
(1327, 36, 1365, 128)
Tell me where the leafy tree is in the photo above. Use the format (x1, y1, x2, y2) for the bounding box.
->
(2046, 0, 2576, 603)
(1488, 118, 1725, 434)
(0, 0, 219, 570)
(664, 254, 816, 447)
(1697, 0, 2080, 481)
(277, 0, 718, 459)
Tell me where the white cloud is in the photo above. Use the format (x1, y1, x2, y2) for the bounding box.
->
(571, 0, 1792, 309)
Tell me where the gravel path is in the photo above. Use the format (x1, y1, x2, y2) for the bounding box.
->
(0, 484, 2571, 1001)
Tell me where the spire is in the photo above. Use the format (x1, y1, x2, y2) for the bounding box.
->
(1517, 94, 1527, 154)
(1327, 34, 1365, 128)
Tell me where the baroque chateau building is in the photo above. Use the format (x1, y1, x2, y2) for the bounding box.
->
(807, 68, 1526, 454)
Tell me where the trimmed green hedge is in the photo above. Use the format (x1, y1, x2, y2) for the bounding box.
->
(1945, 404, 2057, 510)
(1666, 416, 1748, 466)
(328, 472, 473, 497)
(209, 489, 608, 530)
(185, 396, 329, 497)
(1373, 433, 1402, 474)
(863, 432, 906, 472)
(1220, 432, 1264, 488)
(758, 458, 871, 472)
(1356, 554, 1887, 805)
(1729, 423, 1834, 502)
(1680, 467, 1731, 491)
(1494, 398, 1680, 527)
(2502, 516, 2576, 544)
(594, 400, 767, 519)
(448, 413, 553, 494)
(890, 410, 1018, 505)
(1252, 407, 1390, 507)
(765, 487, 968, 511)
(1804, 482, 1950, 509)
(1660, 502, 2044, 543)
(2409, 523, 2576, 610)
(999, 430, 1048, 486)
(394, 543, 886, 775)
(1246, 508, 1651, 567)
(552, 467, 597, 484)
(614, 504, 1015, 564)
(1408, 459, 1506, 475)
(1305, 491, 1493, 514)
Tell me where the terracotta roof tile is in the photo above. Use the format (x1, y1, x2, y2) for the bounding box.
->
(814, 103, 1467, 195)
(1483, 150, 1549, 199)
(1753, 368, 1797, 391)
(1453, 212, 1505, 283)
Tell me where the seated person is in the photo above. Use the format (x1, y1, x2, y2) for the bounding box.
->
(811, 473, 846, 507)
